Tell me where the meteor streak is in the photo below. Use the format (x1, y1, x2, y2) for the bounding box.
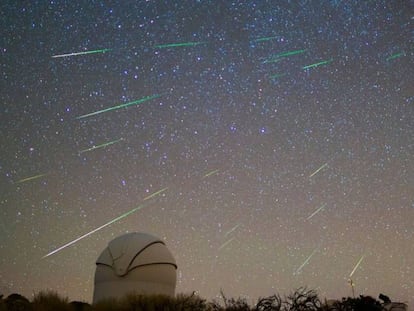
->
(203, 169, 220, 178)
(270, 73, 285, 79)
(262, 58, 283, 64)
(349, 255, 365, 278)
(225, 224, 241, 237)
(386, 52, 405, 61)
(76, 94, 161, 119)
(263, 49, 307, 63)
(273, 49, 307, 58)
(42, 203, 149, 259)
(294, 247, 318, 275)
(143, 187, 168, 201)
(253, 36, 278, 42)
(79, 138, 124, 154)
(52, 48, 111, 58)
(309, 163, 328, 178)
(303, 59, 333, 70)
(218, 237, 235, 251)
(16, 173, 47, 184)
(154, 42, 207, 49)
(307, 203, 327, 220)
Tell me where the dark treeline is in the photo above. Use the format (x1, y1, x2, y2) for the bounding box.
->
(0, 287, 406, 311)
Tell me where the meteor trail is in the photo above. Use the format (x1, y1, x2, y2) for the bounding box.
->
(272, 49, 307, 58)
(253, 36, 278, 42)
(16, 173, 47, 184)
(294, 248, 318, 275)
(143, 187, 168, 201)
(52, 48, 111, 58)
(309, 163, 328, 178)
(203, 169, 220, 178)
(154, 42, 207, 49)
(386, 52, 405, 61)
(270, 73, 285, 79)
(76, 94, 161, 119)
(218, 237, 235, 251)
(263, 49, 307, 63)
(307, 203, 327, 220)
(42, 203, 149, 259)
(79, 138, 124, 154)
(303, 59, 333, 70)
(225, 224, 241, 237)
(349, 255, 365, 278)
(262, 58, 283, 64)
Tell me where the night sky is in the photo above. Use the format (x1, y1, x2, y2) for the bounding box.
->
(1, 0, 413, 305)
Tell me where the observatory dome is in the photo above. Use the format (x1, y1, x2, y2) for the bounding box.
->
(93, 232, 177, 304)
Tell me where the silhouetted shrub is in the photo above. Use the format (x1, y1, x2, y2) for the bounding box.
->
(254, 294, 282, 311)
(70, 301, 93, 311)
(0, 296, 6, 311)
(208, 290, 252, 311)
(284, 287, 321, 311)
(0, 288, 407, 311)
(5, 293, 32, 311)
(32, 290, 71, 311)
(94, 293, 208, 311)
(174, 293, 207, 311)
(324, 295, 383, 311)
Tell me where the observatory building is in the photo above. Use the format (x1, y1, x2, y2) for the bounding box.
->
(93, 232, 177, 303)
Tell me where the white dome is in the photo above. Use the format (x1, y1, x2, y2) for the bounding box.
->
(93, 232, 177, 304)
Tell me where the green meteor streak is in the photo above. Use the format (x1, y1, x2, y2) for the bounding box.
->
(79, 138, 124, 154)
(52, 48, 111, 58)
(154, 41, 207, 49)
(42, 202, 149, 258)
(76, 94, 161, 119)
(302, 59, 333, 70)
(273, 49, 307, 58)
(270, 73, 285, 79)
(253, 36, 278, 42)
(16, 173, 47, 184)
(386, 52, 405, 61)
(263, 49, 307, 64)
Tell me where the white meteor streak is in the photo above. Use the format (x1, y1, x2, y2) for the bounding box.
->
(218, 237, 235, 251)
(294, 247, 318, 275)
(42, 203, 148, 259)
(225, 223, 241, 237)
(52, 48, 111, 58)
(309, 163, 328, 178)
(307, 203, 327, 220)
(349, 255, 365, 278)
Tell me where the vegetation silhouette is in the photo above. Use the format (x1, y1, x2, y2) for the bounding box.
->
(0, 289, 407, 311)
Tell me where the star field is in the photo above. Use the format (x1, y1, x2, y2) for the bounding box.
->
(1, 0, 413, 305)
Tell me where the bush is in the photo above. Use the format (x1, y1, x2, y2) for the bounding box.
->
(32, 290, 71, 311)
(4, 294, 32, 311)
